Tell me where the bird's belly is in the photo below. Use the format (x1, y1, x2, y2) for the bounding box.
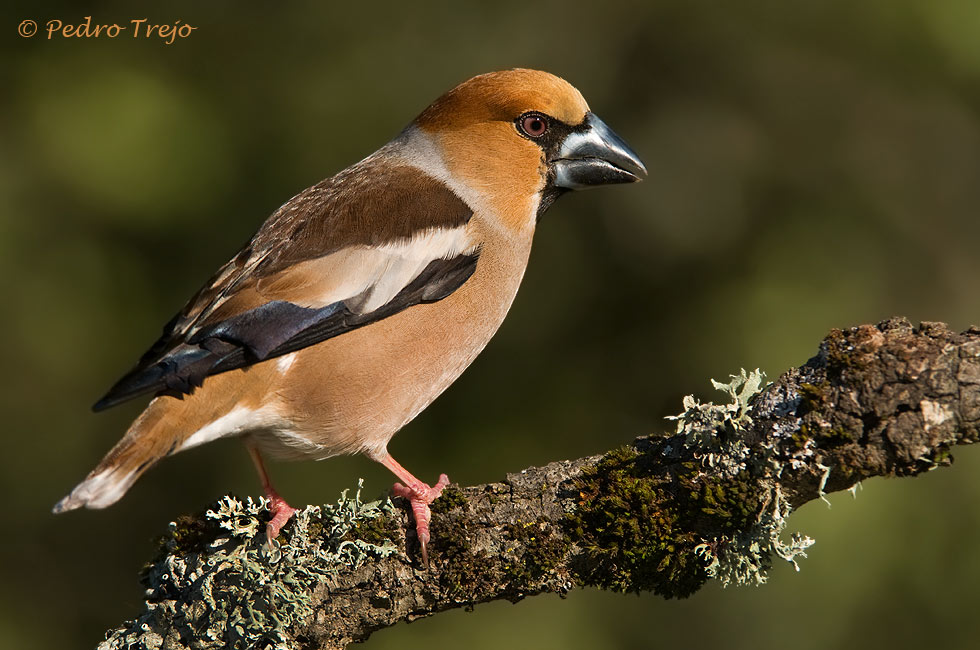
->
(261, 237, 532, 461)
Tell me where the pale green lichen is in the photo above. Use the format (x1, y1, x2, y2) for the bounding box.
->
(666, 368, 765, 476)
(671, 369, 815, 588)
(694, 487, 814, 586)
(815, 461, 832, 506)
(100, 480, 398, 650)
(569, 368, 816, 597)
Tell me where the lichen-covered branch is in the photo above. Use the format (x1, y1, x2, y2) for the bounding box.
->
(100, 318, 980, 650)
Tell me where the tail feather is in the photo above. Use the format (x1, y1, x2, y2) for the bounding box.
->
(54, 398, 176, 513)
(53, 465, 144, 512)
(57, 363, 274, 514)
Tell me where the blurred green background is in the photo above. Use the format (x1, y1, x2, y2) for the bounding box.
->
(4, 1, 980, 648)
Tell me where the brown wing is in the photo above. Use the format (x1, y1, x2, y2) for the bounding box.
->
(93, 155, 475, 411)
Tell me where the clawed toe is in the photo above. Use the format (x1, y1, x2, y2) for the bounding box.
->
(390, 475, 450, 566)
(264, 497, 298, 544)
(392, 474, 448, 504)
(378, 455, 452, 566)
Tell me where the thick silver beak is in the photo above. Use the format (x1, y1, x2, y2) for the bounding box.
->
(553, 112, 647, 190)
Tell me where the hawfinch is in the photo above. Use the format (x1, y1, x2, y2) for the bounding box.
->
(55, 69, 646, 563)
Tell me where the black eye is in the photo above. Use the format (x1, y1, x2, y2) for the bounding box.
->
(518, 112, 549, 138)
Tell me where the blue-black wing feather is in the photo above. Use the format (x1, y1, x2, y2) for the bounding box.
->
(93, 158, 475, 412)
(92, 253, 478, 411)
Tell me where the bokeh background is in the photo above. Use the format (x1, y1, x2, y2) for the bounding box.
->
(4, 1, 980, 648)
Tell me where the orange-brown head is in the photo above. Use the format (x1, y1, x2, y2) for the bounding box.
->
(417, 69, 591, 131)
(414, 69, 645, 229)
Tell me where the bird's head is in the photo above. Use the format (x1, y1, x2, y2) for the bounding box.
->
(413, 69, 646, 226)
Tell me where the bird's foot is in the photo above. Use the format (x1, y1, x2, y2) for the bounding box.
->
(392, 473, 450, 566)
(248, 444, 298, 547)
(264, 494, 298, 545)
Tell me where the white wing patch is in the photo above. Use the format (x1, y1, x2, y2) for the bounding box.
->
(348, 226, 475, 312)
(258, 224, 477, 313)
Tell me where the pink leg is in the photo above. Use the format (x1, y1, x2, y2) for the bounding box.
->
(379, 454, 449, 566)
(248, 445, 298, 544)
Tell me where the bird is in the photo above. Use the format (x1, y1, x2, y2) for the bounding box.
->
(54, 68, 646, 564)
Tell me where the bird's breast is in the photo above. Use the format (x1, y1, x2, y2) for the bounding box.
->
(264, 222, 535, 460)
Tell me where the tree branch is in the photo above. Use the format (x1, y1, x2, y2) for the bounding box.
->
(100, 318, 980, 650)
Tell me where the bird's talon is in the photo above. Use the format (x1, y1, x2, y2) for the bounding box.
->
(382, 468, 450, 567)
(391, 482, 413, 500)
(420, 539, 430, 568)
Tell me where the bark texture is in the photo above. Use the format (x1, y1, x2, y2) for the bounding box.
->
(100, 318, 980, 650)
